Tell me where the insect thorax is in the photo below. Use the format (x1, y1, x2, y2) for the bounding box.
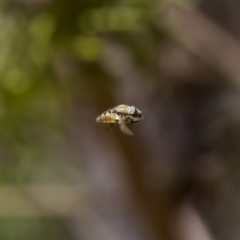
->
(113, 105, 136, 115)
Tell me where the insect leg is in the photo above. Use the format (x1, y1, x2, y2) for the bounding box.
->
(104, 123, 114, 131)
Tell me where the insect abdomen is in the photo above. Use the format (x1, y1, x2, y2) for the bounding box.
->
(96, 111, 119, 124)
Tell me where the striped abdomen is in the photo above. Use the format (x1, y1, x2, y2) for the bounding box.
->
(96, 110, 119, 124)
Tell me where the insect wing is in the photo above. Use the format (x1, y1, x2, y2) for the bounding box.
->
(119, 123, 133, 135)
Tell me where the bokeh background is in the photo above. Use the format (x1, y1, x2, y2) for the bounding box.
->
(0, 0, 240, 240)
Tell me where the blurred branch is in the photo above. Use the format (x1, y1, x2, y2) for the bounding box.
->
(173, 202, 214, 240)
(161, 4, 240, 87)
(68, 209, 138, 240)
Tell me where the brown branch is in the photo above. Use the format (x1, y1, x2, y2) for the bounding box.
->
(161, 4, 240, 86)
(173, 202, 214, 240)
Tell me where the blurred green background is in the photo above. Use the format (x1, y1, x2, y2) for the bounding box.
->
(0, 0, 161, 183)
(0, 0, 170, 239)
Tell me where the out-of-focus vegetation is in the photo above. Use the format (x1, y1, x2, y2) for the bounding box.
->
(0, 0, 171, 239)
(0, 218, 68, 240)
(0, 0, 152, 183)
(0, 0, 189, 183)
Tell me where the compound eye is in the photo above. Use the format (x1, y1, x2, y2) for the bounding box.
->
(133, 109, 142, 118)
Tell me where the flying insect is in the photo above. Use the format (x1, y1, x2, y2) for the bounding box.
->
(96, 104, 143, 135)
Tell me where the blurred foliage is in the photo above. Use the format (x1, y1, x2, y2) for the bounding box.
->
(0, 218, 69, 240)
(0, 0, 193, 239)
(0, 0, 165, 183)
(0, 0, 195, 182)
